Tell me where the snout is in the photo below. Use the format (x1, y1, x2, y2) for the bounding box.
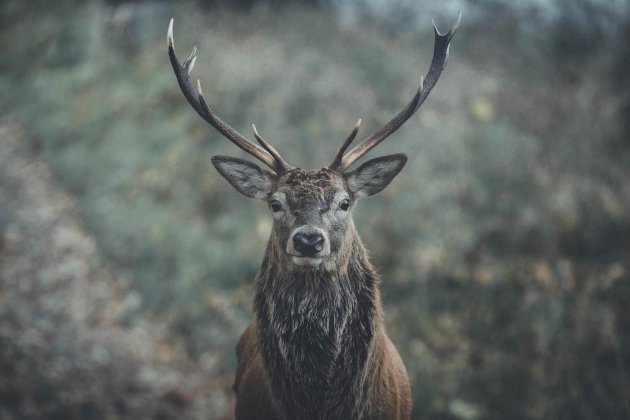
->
(293, 232, 324, 257)
(287, 226, 330, 267)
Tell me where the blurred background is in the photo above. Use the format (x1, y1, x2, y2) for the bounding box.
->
(1, 0, 629, 418)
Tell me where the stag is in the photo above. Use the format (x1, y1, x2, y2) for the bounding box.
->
(168, 14, 459, 420)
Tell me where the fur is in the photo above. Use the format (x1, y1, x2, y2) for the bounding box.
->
(234, 224, 411, 419)
(224, 166, 411, 420)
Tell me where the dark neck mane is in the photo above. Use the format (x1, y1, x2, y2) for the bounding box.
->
(254, 232, 381, 419)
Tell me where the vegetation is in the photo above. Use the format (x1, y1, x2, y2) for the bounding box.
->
(1, 0, 629, 418)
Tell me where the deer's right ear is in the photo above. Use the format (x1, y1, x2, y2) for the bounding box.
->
(211, 156, 275, 199)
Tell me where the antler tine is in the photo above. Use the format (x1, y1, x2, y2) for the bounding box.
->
(329, 119, 361, 171)
(168, 19, 284, 173)
(334, 12, 461, 172)
(252, 124, 291, 173)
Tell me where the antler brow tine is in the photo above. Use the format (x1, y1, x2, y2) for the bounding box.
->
(167, 18, 289, 174)
(252, 124, 291, 173)
(331, 11, 461, 173)
(329, 119, 361, 171)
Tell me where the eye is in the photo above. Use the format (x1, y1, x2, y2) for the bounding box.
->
(270, 200, 283, 212)
(339, 199, 350, 211)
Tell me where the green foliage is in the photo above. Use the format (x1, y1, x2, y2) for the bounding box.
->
(2, 0, 629, 418)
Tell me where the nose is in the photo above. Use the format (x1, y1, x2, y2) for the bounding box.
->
(292, 232, 325, 257)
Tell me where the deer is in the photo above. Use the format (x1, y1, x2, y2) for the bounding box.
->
(167, 13, 459, 420)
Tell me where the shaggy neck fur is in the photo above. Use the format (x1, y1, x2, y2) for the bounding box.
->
(254, 223, 382, 419)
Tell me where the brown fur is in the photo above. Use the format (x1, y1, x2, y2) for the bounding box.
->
(169, 15, 459, 418)
(232, 169, 412, 420)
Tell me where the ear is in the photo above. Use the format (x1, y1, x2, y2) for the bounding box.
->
(345, 154, 407, 198)
(211, 156, 275, 199)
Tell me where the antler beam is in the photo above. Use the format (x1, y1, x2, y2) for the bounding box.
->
(167, 19, 290, 174)
(329, 12, 461, 172)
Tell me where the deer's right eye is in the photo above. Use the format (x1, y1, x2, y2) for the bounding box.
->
(270, 200, 283, 212)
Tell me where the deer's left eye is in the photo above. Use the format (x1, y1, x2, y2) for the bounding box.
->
(339, 199, 350, 211)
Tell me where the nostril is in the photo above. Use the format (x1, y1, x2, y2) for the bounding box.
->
(310, 235, 323, 245)
(293, 233, 310, 254)
(309, 234, 324, 253)
(294, 233, 309, 247)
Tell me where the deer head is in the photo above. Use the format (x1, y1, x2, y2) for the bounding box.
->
(167, 15, 459, 272)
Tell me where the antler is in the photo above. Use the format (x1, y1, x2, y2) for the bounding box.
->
(167, 19, 290, 174)
(329, 12, 461, 173)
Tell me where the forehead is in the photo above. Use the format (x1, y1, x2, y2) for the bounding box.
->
(276, 168, 345, 203)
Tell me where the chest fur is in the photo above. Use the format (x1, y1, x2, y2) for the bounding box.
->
(254, 270, 376, 419)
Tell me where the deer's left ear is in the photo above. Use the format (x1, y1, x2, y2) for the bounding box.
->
(345, 154, 407, 198)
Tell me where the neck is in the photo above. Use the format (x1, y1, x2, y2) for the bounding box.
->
(253, 228, 382, 419)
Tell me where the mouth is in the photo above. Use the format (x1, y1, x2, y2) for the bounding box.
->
(291, 256, 323, 267)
